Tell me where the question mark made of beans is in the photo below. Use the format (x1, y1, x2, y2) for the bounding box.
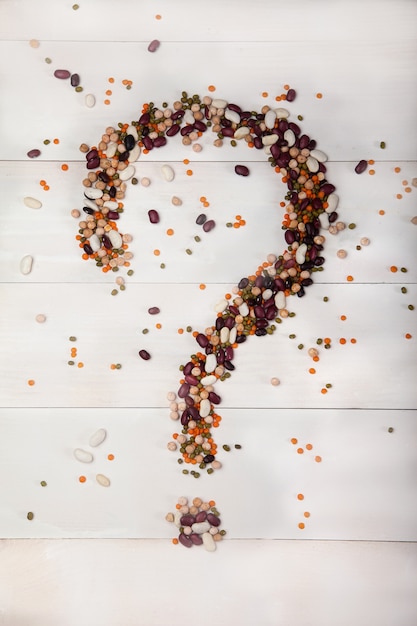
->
(78, 91, 340, 540)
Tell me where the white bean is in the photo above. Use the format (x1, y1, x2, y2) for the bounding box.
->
(96, 474, 110, 487)
(74, 448, 94, 463)
(85, 94, 96, 108)
(200, 375, 217, 386)
(23, 197, 42, 209)
(161, 164, 175, 182)
(89, 428, 107, 447)
(202, 532, 216, 552)
(119, 165, 135, 181)
(20, 255, 33, 275)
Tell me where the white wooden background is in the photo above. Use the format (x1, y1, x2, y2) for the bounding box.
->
(0, 0, 417, 624)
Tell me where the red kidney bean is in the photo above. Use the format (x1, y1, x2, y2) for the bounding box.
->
(314, 256, 325, 266)
(83, 244, 93, 255)
(299, 135, 310, 149)
(27, 149, 41, 158)
(70, 73, 80, 87)
(148, 209, 160, 224)
(193, 120, 207, 132)
(203, 220, 215, 232)
(107, 211, 120, 220)
(225, 346, 234, 361)
(139, 349, 151, 360)
(229, 305, 240, 316)
(221, 127, 235, 137)
(185, 374, 199, 386)
(256, 319, 268, 329)
(196, 333, 209, 348)
(147, 39, 160, 52)
(171, 110, 185, 120)
(180, 514, 196, 526)
(206, 513, 220, 527)
(183, 362, 194, 376)
(203, 454, 215, 463)
(355, 159, 368, 174)
(302, 278, 313, 287)
(265, 306, 277, 320)
(328, 212, 338, 223)
(320, 183, 336, 195)
(54, 69, 70, 79)
(195, 511, 207, 523)
(101, 234, 112, 249)
(180, 125, 194, 136)
(139, 112, 150, 125)
(227, 103, 242, 113)
(119, 151, 130, 162)
(289, 122, 300, 135)
(215, 317, 225, 331)
(196, 213, 207, 225)
(86, 157, 100, 170)
(98, 171, 110, 183)
(179, 533, 193, 548)
(286, 89, 296, 102)
(86, 149, 98, 161)
(166, 124, 180, 137)
(188, 406, 200, 420)
(236, 334, 247, 344)
(180, 410, 190, 426)
(178, 382, 190, 398)
(224, 360, 235, 371)
(216, 348, 225, 364)
(235, 165, 249, 176)
(190, 533, 203, 545)
(154, 136, 167, 148)
(254, 305, 265, 318)
(224, 317, 235, 330)
(270, 144, 281, 160)
(142, 136, 154, 150)
(148, 307, 160, 315)
(285, 229, 296, 244)
(284, 258, 296, 269)
(208, 391, 221, 404)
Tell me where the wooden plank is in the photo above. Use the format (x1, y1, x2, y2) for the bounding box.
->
(0, 539, 416, 626)
(0, 408, 415, 539)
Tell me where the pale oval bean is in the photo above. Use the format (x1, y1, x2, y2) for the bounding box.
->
(85, 94, 96, 108)
(89, 428, 107, 447)
(161, 164, 175, 182)
(20, 255, 33, 275)
(96, 474, 111, 487)
(74, 448, 94, 463)
(24, 197, 42, 209)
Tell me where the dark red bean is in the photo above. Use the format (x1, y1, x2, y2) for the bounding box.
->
(83, 244, 93, 255)
(355, 159, 368, 174)
(178, 382, 190, 398)
(86, 156, 100, 170)
(183, 362, 194, 376)
(148, 209, 160, 224)
(196, 333, 209, 348)
(190, 533, 203, 546)
(147, 39, 160, 52)
(185, 374, 199, 386)
(328, 212, 338, 223)
(101, 234, 112, 249)
(180, 514, 196, 526)
(254, 305, 265, 318)
(225, 346, 234, 361)
(221, 127, 235, 137)
(107, 211, 120, 220)
(203, 220, 216, 232)
(289, 122, 300, 135)
(139, 112, 150, 125)
(216, 348, 225, 364)
(224, 360, 235, 371)
(27, 149, 41, 158)
(286, 89, 296, 102)
(148, 307, 160, 315)
(154, 136, 167, 148)
(208, 391, 221, 404)
(215, 317, 225, 331)
(206, 513, 220, 527)
(54, 69, 70, 79)
(203, 454, 215, 463)
(70, 73, 80, 87)
(178, 533, 193, 548)
(285, 230, 296, 245)
(193, 120, 207, 132)
(320, 183, 336, 196)
(299, 135, 310, 149)
(142, 136, 153, 150)
(166, 124, 180, 137)
(138, 349, 151, 360)
(235, 165, 250, 176)
(195, 511, 207, 523)
(196, 213, 207, 225)
(180, 125, 194, 136)
(265, 306, 277, 320)
(171, 110, 185, 121)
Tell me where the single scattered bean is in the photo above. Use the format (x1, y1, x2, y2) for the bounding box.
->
(203, 219, 216, 232)
(139, 349, 151, 360)
(355, 159, 368, 174)
(234, 164, 250, 176)
(74, 448, 94, 463)
(96, 474, 111, 487)
(89, 428, 107, 447)
(20, 255, 33, 275)
(27, 149, 41, 158)
(24, 197, 42, 209)
(147, 39, 160, 52)
(54, 69, 71, 79)
(148, 209, 160, 223)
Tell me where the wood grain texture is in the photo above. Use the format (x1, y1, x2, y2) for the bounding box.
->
(0, 0, 416, 624)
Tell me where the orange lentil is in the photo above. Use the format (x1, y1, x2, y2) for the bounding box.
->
(110, 364, 116, 370)
(261, 91, 268, 98)
(394, 167, 401, 173)
(79, 476, 86, 483)
(339, 338, 347, 344)
(379, 210, 385, 215)
(107, 454, 114, 461)
(304, 512, 311, 518)
(186, 169, 193, 176)
(166, 228, 174, 236)
(404, 187, 412, 193)
(108, 77, 115, 83)
(105, 89, 112, 96)
(77, 362, 84, 368)
(402, 180, 408, 186)
(155, 323, 162, 329)
(43, 185, 50, 191)
(104, 99, 111, 105)
(27, 379, 35, 386)
(309, 368, 316, 374)
(346, 275, 354, 282)
(396, 194, 403, 199)
(390, 265, 398, 273)
(155, 14, 162, 19)
(53, 138, 59, 144)
(283, 84, 290, 91)
(323, 338, 331, 345)
(199, 283, 206, 290)
(368, 159, 375, 165)
(39, 180, 46, 186)
(340, 315, 347, 321)
(350, 338, 357, 344)
(61, 163, 69, 171)
(405, 333, 412, 339)
(306, 444, 313, 451)
(315, 456, 322, 463)
(172, 538, 179, 545)
(177, 328, 184, 334)
(298, 522, 305, 529)
(153, 249, 160, 256)
(321, 388, 328, 394)
(369, 169, 375, 175)
(297, 448, 304, 454)
(291, 438, 298, 445)
(297, 493, 304, 500)
(316, 92, 323, 99)
(208, 85, 216, 92)
(209, 500, 216, 507)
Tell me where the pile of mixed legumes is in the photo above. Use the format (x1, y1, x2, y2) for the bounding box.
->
(78, 91, 344, 475)
(166, 496, 225, 550)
